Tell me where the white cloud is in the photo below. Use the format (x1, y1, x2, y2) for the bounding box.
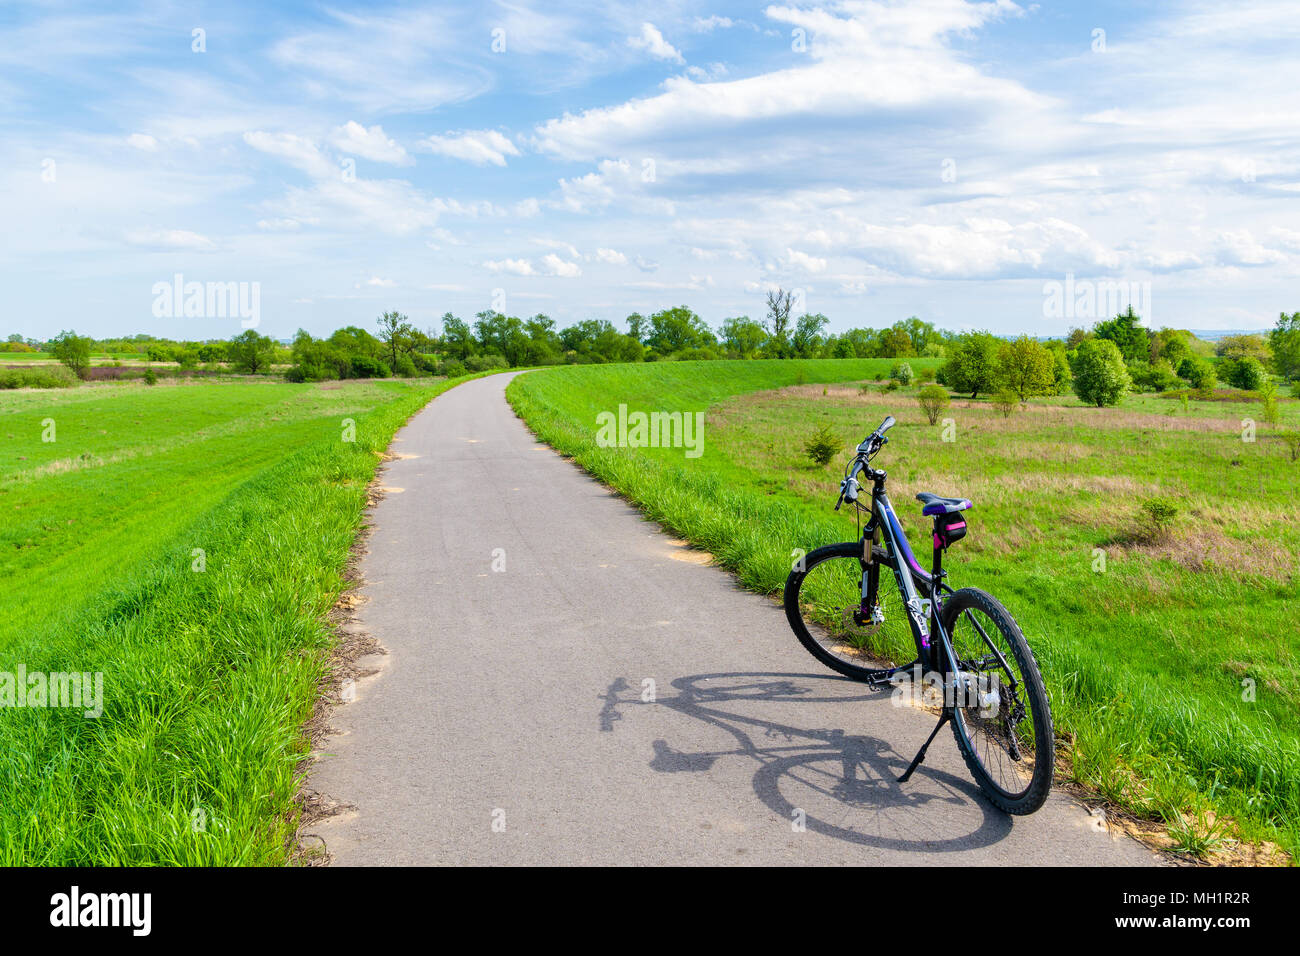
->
(537, 2, 1040, 164)
(540, 253, 582, 277)
(483, 254, 582, 277)
(484, 258, 536, 276)
(243, 130, 335, 180)
(123, 228, 215, 250)
(627, 23, 684, 64)
(532, 238, 580, 259)
(592, 247, 626, 264)
(420, 129, 521, 167)
(693, 16, 736, 32)
(329, 121, 412, 165)
(784, 248, 828, 273)
(269, 8, 490, 113)
(365, 276, 396, 286)
(1216, 230, 1287, 266)
(126, 133, 157, 151)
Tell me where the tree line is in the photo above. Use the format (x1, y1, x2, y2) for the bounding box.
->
(18, 292, 1300, 405)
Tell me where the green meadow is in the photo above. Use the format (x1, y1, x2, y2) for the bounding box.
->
(507, 359, 1300, 858)
(0, 376, 479, 864)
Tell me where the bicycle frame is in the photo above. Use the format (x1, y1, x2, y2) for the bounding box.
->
(857, 473, 960, 679)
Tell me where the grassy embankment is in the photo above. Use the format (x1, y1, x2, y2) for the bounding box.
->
(507, 359, 1299, 859)
(0, 374, 484, 864)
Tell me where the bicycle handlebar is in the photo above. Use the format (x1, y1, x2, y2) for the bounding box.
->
(856, 415, 895, 454)
(837, 415, 895, 509)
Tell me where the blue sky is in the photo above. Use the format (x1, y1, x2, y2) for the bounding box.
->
(4, 0, 1298, 340)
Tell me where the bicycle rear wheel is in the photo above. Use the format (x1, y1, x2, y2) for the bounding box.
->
(784, 541, 918, 681)
(941, 588, 1054, 814)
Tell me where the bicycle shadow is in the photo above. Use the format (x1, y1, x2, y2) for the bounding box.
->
(599, 671, 1013, 853)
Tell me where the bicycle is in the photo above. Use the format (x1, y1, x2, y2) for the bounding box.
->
(783, 415, 1054, 814)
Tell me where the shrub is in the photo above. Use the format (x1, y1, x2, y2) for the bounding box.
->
(197, 343, 227, 363)
(0, 366, 78, 389)
(1140, 496, 1179, 541)
(1280, 431, 1300, 462)
(804, 423, 840, 466)
(437, 359, 467, 379)
(1259, 382, 1280, 425)
(992, 387, 1018, 418)
(1178, 356, 1217, 391)
(1129, 360, 1182, 393)
(143, 368, 158, 386)
(464, 354, 509, 373)
(348, 355, 390, 379)
(393, 353, 418, 377)
(1071, 339, 1131, 407)
(917, 367, 936, 383)
(917, 384, 950, 425)
(1227, 356, 1266, 391)
(890, 362, 914, 385)
(283, 366, 307, 383)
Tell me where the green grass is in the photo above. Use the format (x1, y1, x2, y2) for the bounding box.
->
(0, 373, 486, 864)
(507, 360, 1300, 859)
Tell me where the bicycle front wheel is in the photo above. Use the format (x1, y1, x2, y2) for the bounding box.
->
(783, 541, 918, 681)
(941, 588, 1054, 814)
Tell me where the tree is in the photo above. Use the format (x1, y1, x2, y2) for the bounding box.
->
(1215, 334, 1270, 364)
(1045, 340, 1073, 394)
(1065, 327, 1091, 349)
(764, 289, 793, 358)
(228, 329, 276, 374)
(890, 362, 914, 385)
(1153, 328, 1193, 367)
(1224, 356, 1266, 391)
(899, 316, 941, 356)
(997, 335, 1056, 402)
(1093, 306, 1150, 365)
(1178, 356, 1217, 391)
(645, 306, 714, 355)
(625, 312, 648, 344)
(876, 323, 915, 358)
(1071, 338, 1131, 406)
(917, 384, 950, 425)
(377, 311, 415, 369)
(940, 331, 1001, 398)
(473, 310, 532, 367)
(791, 313, 828, 357)
(523, 315, 562, 365)
(289, 329, 349, 381)
(827, 328, 874, 358)
(329, 325, 383, 360)
(1269, 311, 1300, 381)
(719, 316, 768, 358)
(440, 313, 475, 361)
(50, 330, 92, 379)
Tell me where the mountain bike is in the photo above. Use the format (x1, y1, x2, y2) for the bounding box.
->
(783, 415, 1054, 814)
